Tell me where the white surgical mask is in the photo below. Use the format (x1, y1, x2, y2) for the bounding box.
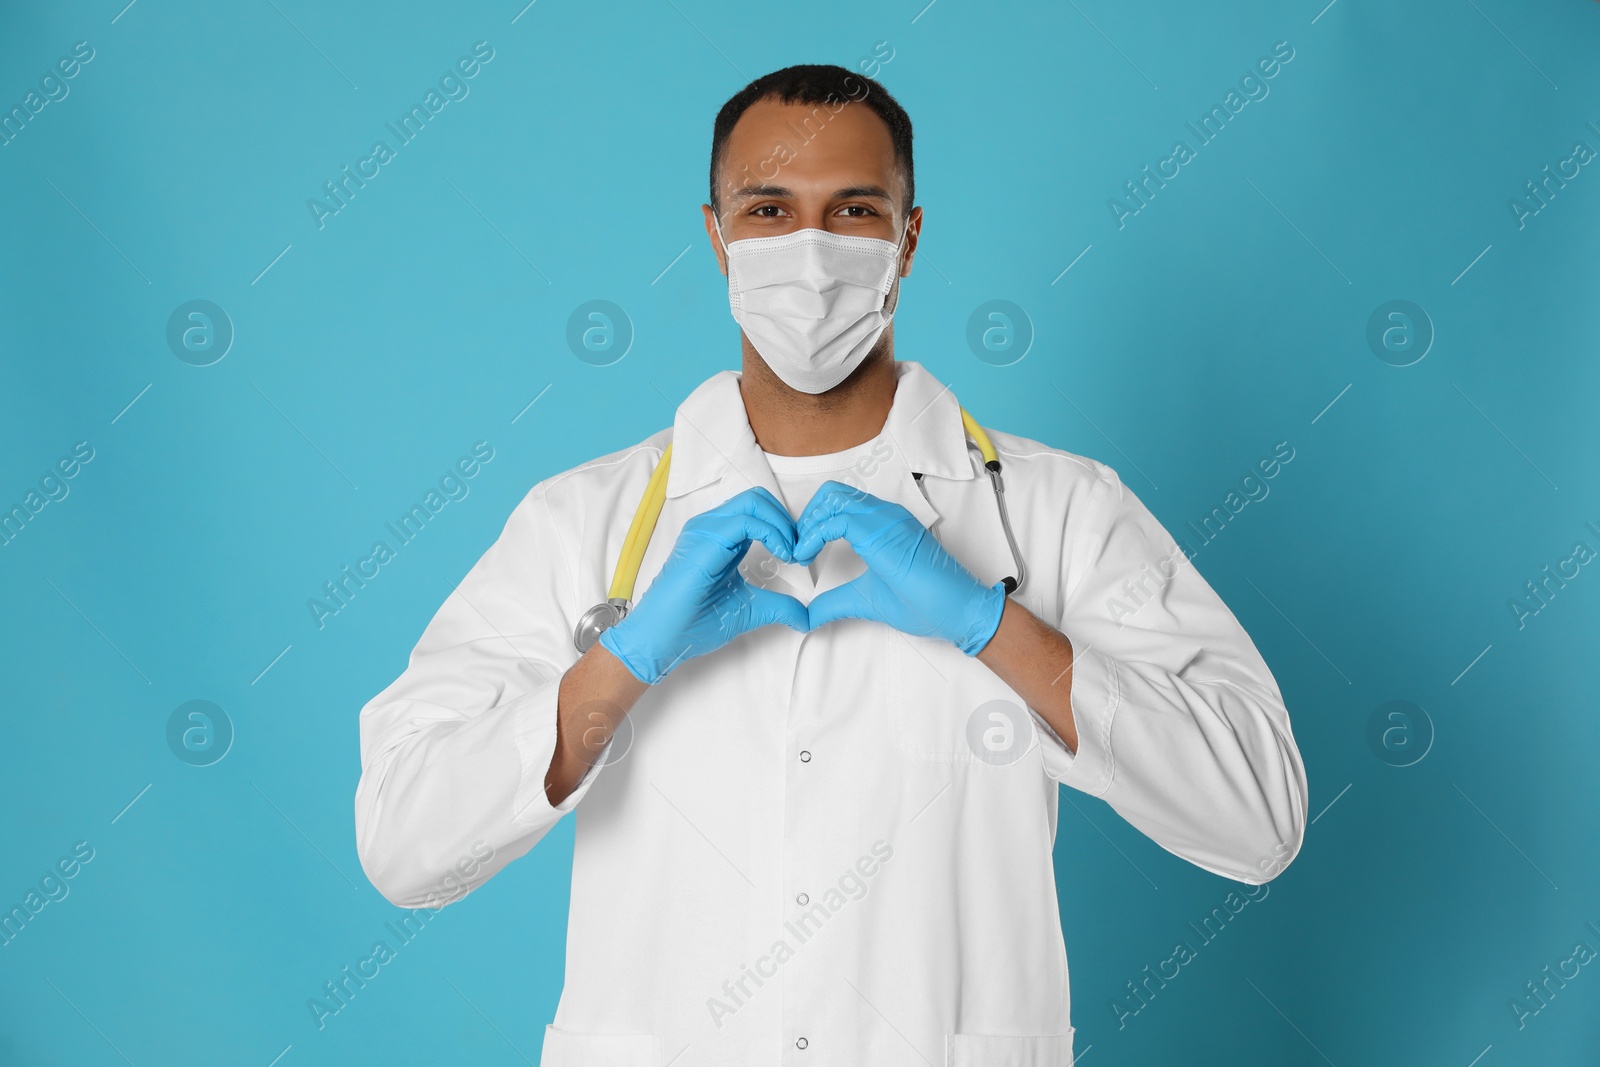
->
(714, 214, 907, 394)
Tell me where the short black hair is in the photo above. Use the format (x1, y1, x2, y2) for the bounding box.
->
(709, 64, 914, 219)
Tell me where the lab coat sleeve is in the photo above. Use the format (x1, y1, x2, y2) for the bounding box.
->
(354, 482, 605, 908)
(1036, 460, 1309, 885)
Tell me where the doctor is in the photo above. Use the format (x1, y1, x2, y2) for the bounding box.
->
(355, 63, 1307, 1065)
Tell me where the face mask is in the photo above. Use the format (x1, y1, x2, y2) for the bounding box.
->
(714, 214, 908, 394)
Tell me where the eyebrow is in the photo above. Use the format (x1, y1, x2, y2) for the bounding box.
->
(727, 183, 896, 204)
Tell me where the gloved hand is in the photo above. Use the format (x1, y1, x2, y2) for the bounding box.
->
(793, 480, 1007, 655)
(599, 486, 810, 684)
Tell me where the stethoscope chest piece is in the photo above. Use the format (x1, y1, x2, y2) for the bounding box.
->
(574, 598, 631, 653)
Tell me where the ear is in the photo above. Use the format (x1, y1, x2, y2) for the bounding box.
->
(898, 205, 923, 278)
(702, 204, 729, 277)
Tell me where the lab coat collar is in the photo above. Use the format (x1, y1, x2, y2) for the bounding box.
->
(663, 360, 978, 508)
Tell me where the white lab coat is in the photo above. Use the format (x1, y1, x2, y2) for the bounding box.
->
(354, 360, 1308, 1066)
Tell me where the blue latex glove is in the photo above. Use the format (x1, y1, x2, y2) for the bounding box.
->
(793, 480, 1007, 655)
(599, 486, 810, 684)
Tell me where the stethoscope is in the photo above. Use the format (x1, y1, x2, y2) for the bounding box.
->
(573, 406, 1028, 653)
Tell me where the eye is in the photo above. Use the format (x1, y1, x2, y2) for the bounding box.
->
(836, 204, 880, 218)
(750, 203, 789, 218)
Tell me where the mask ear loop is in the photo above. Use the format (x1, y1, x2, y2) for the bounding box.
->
(885, 214, 912, 316)
(711, 209, 731, 259)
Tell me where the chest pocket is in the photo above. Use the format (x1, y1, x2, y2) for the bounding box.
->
(883, 629, 1040, 765)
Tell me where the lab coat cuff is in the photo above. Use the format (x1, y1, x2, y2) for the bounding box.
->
(508, 685, 607, 828)
(1041, 644, 1121, 797)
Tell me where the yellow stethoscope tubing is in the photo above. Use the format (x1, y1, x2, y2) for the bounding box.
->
(608, 442, 674, 601)
(960, 407, 999, 467)
(605, 408, 1011, 605)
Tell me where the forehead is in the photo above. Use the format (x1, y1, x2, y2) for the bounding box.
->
(720, 95, 899, 195)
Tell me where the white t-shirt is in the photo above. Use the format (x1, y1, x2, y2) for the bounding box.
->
(761, 433, 889, 582)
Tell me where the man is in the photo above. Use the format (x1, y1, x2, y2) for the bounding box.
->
(355, 64, 1307, 1065)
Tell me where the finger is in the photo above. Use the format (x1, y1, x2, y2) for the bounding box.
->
(743, 586, 811, 633)
(718, 485, 793, 527)
(796, 479, 867, 521)
(793, 489, 909, 563)
(710, 487, 797, 557)
(720, 485, 792, 524)
(792, 511, 855, 566)
(805, 576, 882, 630)
(697, 513, 796, 566)
(792, 481, 874, 562)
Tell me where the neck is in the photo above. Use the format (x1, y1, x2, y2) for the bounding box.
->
(738, 334, 899, 457)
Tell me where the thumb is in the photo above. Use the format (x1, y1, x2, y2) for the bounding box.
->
(806, 576, 882, 631)
(745, 586, 811, 633)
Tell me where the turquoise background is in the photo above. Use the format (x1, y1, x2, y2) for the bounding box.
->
(3, 0, 1598, 1063)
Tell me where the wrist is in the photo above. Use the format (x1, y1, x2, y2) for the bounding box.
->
(955, 580, 1008, 656)
(597, 620, 660, 685)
